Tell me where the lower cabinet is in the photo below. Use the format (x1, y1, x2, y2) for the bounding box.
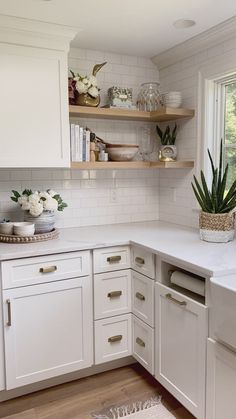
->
(155, 282, 208, 419)
(206, 338, 236, 419)
(132, 314, 154, 374)
(2, 276, 93, 389)
(95, 314, 132, 364)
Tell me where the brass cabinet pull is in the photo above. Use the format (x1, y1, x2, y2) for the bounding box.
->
(107, 256, 121, 263)
(108, 335, 123, 343)
(135, 256, 145, 265)
(6, 299, 11, 326)
(165, 293, 187, 306)
(107, 290, 122, 298)
(136, 292, 145, 301)
(136, 337, 145, 347)
(39, 265, 57, 274)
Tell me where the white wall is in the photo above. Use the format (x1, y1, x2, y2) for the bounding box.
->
(0, 48, 160, 228)
(157, 33, 236, 228)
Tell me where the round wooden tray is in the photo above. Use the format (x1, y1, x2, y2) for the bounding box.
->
(0, 229, 59, 243)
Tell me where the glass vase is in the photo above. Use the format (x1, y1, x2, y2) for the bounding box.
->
(137, 82, 161, 111)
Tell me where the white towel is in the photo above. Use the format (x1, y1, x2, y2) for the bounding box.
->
(170, 270, 205, 296)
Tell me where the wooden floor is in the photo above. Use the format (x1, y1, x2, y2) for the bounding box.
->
(0, 364, 194, 419)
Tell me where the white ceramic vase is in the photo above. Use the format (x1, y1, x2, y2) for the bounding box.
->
(24, 210, 56, 234)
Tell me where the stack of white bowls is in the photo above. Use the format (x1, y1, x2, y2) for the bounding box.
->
(162, 91, 182, 108)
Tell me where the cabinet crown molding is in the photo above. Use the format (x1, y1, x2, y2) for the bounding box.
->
(152, 15, 236, 69)
(0, 14, 78, 50)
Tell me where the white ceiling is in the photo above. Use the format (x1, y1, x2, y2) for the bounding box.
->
(0, 0, 236, 57)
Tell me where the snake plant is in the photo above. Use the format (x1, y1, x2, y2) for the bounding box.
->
(192, 141, 236, 213)
(156, 123, 177, 145)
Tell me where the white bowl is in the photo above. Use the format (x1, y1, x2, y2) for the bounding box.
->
(0, 222, 14, 235)
(13, 222, 35, 237)
(106, 145, 139, 161)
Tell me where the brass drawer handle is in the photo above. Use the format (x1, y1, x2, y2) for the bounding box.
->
(107, 256, 121, 263)
(136, 292, 145, 301)
(135, 256, 145, 265)
(136, 337, 145, 347)
(165, 293, 187, 306)
(107, 290, 122, 298)
(108, 335, 123, 343)
(6, 299, 12, 326)
(39, 265, 57, 274)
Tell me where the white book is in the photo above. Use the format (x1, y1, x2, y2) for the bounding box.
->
(79, 127, 84, 162)
(74, 124, 80, 162)
(85, 130, 90, 162)
(70, 123, 76, 161)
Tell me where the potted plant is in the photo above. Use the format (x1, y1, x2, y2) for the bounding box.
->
(11, 189, 67, 234)
(192, 141, 236, 242)
(69, 62, 107, 107)
(156, 123, 177, 161)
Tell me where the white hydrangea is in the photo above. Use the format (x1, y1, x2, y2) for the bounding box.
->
(88, 75, 98, 87)
(76, 81, 88, 94)
(88, 86, 99, 98)
(21, 202, 31, 211)
(48, 190, 57, 197)
(28, 193, 40, 205)
(18, 196, 29, 206)
(29, 202, 43, 217)
(43, 197, 58, 211)
(39, 191, 50, 199)
(83, 77, 90, 85)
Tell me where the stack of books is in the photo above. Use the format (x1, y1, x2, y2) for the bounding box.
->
(70, 123, 90, 162)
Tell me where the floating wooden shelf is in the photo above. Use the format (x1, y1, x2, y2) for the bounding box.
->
(70, 161, 194, 170)
(69, 105, 195, 122)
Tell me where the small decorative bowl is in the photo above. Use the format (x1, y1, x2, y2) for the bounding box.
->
(0, 222, 14, 235)
(13, 222, 35, 237)
(106, 144, 139, 161)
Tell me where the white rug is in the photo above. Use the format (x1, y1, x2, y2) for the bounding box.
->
(91, 396, 175, 418)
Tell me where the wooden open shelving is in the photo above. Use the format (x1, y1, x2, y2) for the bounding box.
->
(70, 161, 194, 170)
(69, 105, 195, 122)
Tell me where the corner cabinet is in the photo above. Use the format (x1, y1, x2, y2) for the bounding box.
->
(0, 16, 77, 168)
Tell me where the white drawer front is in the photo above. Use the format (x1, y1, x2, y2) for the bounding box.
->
(93, 246, 130, 274)
(1, 251, 90, 289)
(132, 315, 154, 374)
(94, 270, 131, 320)
(132, 271, 154, 327)
(95, 314, 132, 364)
(131, 246, 155, 279)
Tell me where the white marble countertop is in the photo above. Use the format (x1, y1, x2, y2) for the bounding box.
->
(0, 220, 235, 277)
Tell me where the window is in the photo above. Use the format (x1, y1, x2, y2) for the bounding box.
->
(215, 76, 236, 188)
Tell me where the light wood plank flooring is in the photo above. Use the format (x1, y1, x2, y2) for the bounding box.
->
(0, 364, 194, 419)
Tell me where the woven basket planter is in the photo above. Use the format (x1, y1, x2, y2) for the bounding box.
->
(199, 211, 235, 243)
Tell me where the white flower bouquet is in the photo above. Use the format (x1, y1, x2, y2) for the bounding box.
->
(70, 71, 99, 98)
(11, 189, 67, 217)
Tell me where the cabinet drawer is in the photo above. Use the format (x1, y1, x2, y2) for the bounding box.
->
(1, 251, 90, 289)
(132, 271, 154, 327)
(131, 246, 155, 279)
(94, 270, 131, 320)
(93, 246, 130, 274)
(94, 314, 132, 364)
(132, 315, 154, 374)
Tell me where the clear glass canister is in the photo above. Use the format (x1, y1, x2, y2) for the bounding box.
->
(137, 82, 161, 111)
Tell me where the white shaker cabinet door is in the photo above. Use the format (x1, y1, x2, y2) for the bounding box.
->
(155, 283, 208, 419)
(2, 276, 93, 389)
(0, 43, 70, 167)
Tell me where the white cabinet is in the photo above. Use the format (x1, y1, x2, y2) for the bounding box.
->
(93, 246, 130, 274)
(0, 287, 5, 391)
(94, 270, 131, 320)
(94, 314, 132, 364)
(132, 315, 154, 374)
(132, 271, 154, 327)
(206, 338, 236, 419)
(155, 282, 208, 419)
(0, 15, 76, 168)
(131, 246, 155, 279)
(2, 276, 93, 389)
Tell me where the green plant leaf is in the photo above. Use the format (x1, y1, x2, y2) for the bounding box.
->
(11, 190, 21, 198)
(156, 125, 163, 140)
(200, 170, 212, 209)
(11, 197, 18, 203)
(207, 148, 215, 177)
(191, 183, 209, 212)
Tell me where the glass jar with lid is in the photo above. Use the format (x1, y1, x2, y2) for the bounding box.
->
(137, 82, 161, 111)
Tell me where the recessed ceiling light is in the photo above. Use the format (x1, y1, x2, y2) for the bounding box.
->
(173, 19, 196, 29)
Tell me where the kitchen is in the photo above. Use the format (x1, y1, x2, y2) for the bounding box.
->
(0, 1, 236, 418)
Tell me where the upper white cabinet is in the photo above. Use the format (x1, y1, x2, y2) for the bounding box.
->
(0, 16, 77, 168)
